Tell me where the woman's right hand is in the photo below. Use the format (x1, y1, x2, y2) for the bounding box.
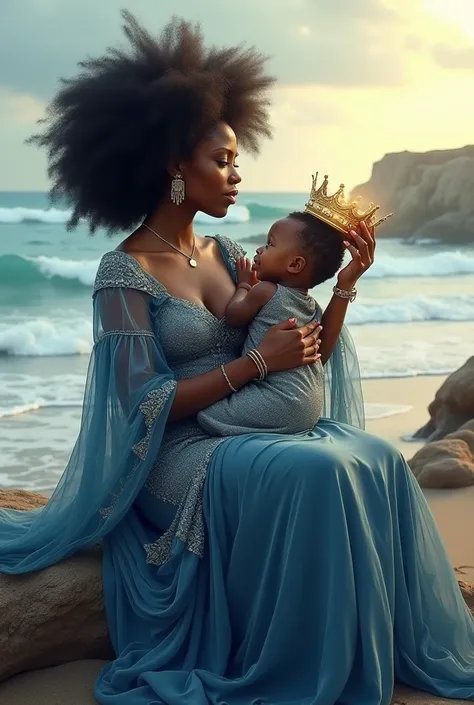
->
(257, 319, 322, 373)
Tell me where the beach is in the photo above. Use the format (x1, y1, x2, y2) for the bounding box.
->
(365, 374, 474, 583)
(2, 372, 474, 705)
(1, 183, 473, 582)
(1, 190, 474, 494)
(1, 196, 474, 701)
(0, 190, 473, 580)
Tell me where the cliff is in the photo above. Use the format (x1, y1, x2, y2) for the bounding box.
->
(350, 145, 474, 243)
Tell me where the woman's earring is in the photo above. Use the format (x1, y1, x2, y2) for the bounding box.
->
(171, 174, 185, 206)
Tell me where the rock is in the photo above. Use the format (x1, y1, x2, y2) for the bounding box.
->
(0, 660, 105, 705)
(0, 547, 114, 683)
(458, 581, 474, 614)
(0, 489, 48, 511)
(409, 419, 474, 489)
(0, 489, 113, 683)
(350, 145, 474, 243)
(0, 659, 107, 705)
(413, 357, 474, 442)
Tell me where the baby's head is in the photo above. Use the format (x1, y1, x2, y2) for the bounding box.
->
(252, 212, 345, 289)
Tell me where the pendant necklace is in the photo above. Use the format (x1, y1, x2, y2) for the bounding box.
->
(143, 223, 197, 268)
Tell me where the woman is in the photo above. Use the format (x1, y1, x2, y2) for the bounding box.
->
(1, 12, 474, 705)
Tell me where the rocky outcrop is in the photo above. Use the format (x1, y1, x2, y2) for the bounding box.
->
(0, 491, 113, 683)
(350, 145, 474, 243)
(409, 358, 474, 487)
(413, 357, 474, 442)
(0, 488, 48, 510)
(409, 419, 474, 489)
(0, 546, 113, 683)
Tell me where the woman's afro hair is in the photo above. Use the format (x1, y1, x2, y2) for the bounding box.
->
(29, 11, 275, 233)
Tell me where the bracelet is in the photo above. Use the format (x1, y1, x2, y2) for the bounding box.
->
(220, 364, 237, 393)
(246, 349, 268, 380)
(333, 285, 357, 303)
(237, 283, 252, 292)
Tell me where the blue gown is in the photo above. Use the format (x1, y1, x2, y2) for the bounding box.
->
(1, 235, 473, 704)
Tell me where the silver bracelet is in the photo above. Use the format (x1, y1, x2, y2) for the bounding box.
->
(246, 349, 268, 380)
(220, 364, 237, 393)
(255, 350, 268, 378)
(237, 283, 252, 292)
(333, 285, 357, 303)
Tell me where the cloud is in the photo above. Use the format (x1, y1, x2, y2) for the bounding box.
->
(0, 89, 47, 190)
(404, 35, 425, 52)
(0, 0, 406, 102)
(272, 87, 343, 128)
(1, 90, 44, 124)
(306, 0, 397, 20)
(432, 42, 474, 70)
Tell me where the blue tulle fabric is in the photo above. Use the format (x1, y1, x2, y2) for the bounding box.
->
(1, 238, 473, 704)
(0, 287, 176, 572)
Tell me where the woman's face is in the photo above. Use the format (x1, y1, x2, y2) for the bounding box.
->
(179, 122, 241, 218)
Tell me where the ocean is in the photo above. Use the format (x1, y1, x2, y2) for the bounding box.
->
(1, 190, 474, 492)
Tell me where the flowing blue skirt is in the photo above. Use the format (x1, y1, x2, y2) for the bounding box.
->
(96, 420, 474, 704)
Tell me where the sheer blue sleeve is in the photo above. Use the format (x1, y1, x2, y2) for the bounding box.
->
(0, 253, 176, 573)
(322, 325, 365, 430)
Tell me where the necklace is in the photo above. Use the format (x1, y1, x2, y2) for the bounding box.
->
(143, 223, 197, 268)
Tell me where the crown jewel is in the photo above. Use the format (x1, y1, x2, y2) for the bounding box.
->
(304, 173, 393, 234)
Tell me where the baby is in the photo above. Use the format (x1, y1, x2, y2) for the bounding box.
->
(197, 211, 346, 436)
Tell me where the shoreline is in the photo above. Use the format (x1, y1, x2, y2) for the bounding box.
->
(363, 374, 445, 459)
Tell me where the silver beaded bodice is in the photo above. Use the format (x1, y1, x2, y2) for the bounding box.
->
(94, 235, 247, 564)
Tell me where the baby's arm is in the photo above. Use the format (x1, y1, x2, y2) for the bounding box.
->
(226, 258, 277, 327)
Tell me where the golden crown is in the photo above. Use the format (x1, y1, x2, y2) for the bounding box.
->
(304, 173, 393, 235)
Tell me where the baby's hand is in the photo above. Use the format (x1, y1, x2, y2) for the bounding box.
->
(236, 257, 259, 287)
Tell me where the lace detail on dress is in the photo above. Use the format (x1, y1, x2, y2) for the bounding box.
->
(97, 330, 155, 341)
(93, 251, 166, 298)
(144, 439, 224, 565)
(132, 380, 177, 460)
(98, 380, 177, 520)
(99, 477, 127, 520)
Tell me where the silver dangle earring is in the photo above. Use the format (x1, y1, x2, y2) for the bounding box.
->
(170, 174, 185, 206)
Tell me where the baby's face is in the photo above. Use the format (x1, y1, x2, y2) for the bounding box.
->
(252, 217, 305, 283)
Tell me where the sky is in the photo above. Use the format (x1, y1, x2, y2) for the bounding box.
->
(1, 0, 473, 193)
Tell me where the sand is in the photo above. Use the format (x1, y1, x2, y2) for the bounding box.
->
(0, 660, 469, 705)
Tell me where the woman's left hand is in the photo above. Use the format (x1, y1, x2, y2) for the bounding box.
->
(337, 221, 375, 291)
